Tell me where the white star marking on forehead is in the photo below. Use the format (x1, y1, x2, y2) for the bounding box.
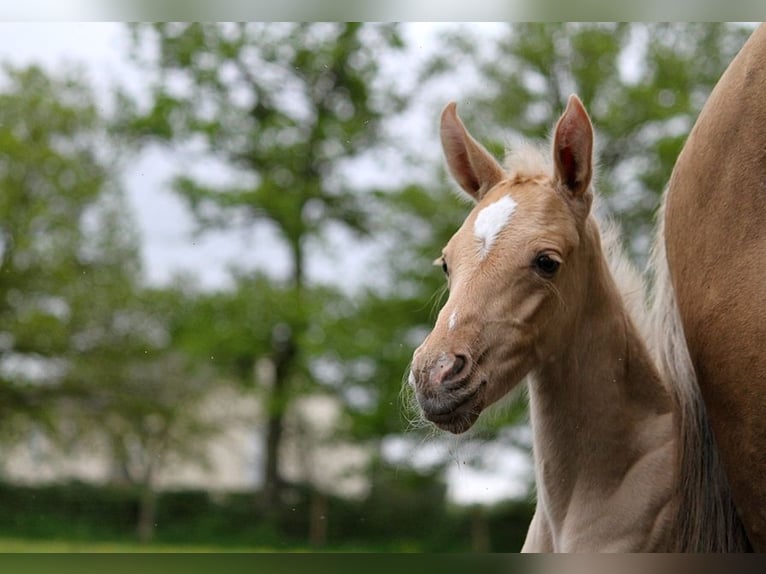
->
(473, 194, 518, 259)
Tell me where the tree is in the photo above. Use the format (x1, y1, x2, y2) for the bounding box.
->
(59, 282, 224, 543)
(0, 64, 118, 438)
(121, 23, 407, 512)
(0, 63, 225, 542)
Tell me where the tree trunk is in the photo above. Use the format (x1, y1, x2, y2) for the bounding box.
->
(262, 378, 287, 512)
(308, 490, 329, 548)
(260, 323, 296, 515)
(137, 484, 157, 544)
(259, 235, 303, 515)
(471, 506, 491, 552)
(135, 443, 162, 544)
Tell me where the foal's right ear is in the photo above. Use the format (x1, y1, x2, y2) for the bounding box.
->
(553, 95, 593, 200)
(440, 102, 505, 202)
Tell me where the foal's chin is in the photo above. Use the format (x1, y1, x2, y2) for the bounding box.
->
(419, 373, 525, 434)
(419, 383, 486, 434)
(426, 408, 482, 434)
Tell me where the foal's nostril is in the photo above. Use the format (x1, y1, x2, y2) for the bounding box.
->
(450, 354, 466, 379)
(419, 352, 472, 394)
(440, 353, 470, 390)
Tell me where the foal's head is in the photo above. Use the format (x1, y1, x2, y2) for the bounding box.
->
(410, 95, 598, 433)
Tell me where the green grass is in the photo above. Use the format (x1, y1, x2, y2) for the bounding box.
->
(0, 537, 422, 553)
(0, 537, 297, 553)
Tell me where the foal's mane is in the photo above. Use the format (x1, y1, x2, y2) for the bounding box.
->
(503, 143, 552, 183)
(504, 143, 750, 551)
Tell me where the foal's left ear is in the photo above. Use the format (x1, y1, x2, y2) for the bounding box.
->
(553, 95, 593, 200)
(440, 102, 505, 202)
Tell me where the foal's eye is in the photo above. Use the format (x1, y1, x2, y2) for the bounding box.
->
(433, 255, 449, 278)
(534, 253, 560, 277)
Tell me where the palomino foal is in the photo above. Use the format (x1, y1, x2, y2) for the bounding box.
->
(409, 96, 677, 552)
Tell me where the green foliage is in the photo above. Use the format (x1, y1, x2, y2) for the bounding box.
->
(0, 64, 136, 434)
(0, 63, 223, 542)
(163, 275, 304, 382)
(0, 476, 534, 552)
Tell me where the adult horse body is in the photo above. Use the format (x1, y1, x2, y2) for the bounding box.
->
(409, 95, 750, 551)
(663, 23, 766, 550)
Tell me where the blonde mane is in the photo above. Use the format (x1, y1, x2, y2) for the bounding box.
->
(503, 143, 552, 181)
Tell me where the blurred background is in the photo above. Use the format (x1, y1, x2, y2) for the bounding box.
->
(0, 22, 754, 552)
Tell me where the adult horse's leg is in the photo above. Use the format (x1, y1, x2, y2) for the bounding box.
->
(665, 23, 766, 550)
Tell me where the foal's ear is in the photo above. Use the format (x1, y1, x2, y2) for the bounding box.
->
(553, 95, 593, 199)
(440, 102, 505, 202)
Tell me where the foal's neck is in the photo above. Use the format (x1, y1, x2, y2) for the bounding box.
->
(525, 225, 676, 552)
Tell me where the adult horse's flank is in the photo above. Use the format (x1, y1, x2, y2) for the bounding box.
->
(408, 96, 749, 551)
(663, 23, 766, 551)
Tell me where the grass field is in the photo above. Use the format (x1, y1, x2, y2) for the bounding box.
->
(0, 537, 301, 553)
(0, 537, 421, 553)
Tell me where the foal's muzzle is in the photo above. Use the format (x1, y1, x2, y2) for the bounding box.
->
(410, 351, 484, 433)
